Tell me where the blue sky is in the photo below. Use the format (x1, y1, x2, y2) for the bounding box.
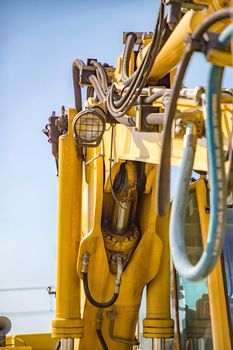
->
(0, 0, 232, 335)
(0, 0, 160, 334)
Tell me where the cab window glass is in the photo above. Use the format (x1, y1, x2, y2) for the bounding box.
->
(222, 208, 233, 343)
(176, 191, 213, 350)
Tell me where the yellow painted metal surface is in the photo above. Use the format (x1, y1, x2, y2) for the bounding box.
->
(143, 167, 174, 338)
(75, 145, 178, 349)
(52, 5, 232, 346)
(52, 108, 83, 339)
(48, 100, 232, 348)
(207, 49, 233, 67)
(6, 333, 57, 350)
(1, 348, 32, 350)
(196, 179, 231, 350)
(6, 1, 232, 348)
(136, 0, 232, 80)
(101, 98, 232, 172)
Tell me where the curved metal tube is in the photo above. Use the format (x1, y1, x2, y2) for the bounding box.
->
(108, 306, 140, 346)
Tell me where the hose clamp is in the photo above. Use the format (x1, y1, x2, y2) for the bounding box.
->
(125, 32, 138, 43)
(81, 252, 90, 273)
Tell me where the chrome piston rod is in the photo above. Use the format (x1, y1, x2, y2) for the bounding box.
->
(152, 339, 165, 350)
(61, 338, 74, 350)
(112, 201, 132, 234)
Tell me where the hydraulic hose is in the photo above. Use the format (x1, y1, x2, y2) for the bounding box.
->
(86, 86, 94, 99)
(157, 51, 192, 216)
(96, 310, 109, 350)
(170, 23, 233, 281)
(54, 341, 61, 350)
(106, 2, 165, 118)
(82, 252, 123, 308)
(121, 33, 138, 86)
(73, 59, 84, 113)
(73, 60, 107, 104)
(88, 77, 137, 125)
(97, 329, 108, 350)
(90, 60, 109, 93)
(108, 6, 163, 113)
(157, 8, 233, 216)
(88, 74, 106, 101)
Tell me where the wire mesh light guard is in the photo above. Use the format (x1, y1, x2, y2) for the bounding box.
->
(72, 107, 106, 147)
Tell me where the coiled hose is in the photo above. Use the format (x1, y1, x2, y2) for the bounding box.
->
(82, 252, 123, 308)
(170, 23, 233, 281)
(157, 8, 233, 216)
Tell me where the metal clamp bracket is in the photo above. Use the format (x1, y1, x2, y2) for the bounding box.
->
(135, 104, 161, 132)
(174, 109, 204, 138)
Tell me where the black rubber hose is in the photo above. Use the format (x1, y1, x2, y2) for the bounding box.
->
(82, 273, 119, 308)
(97, 329, 109, 350)
(109, 4, 164, 111)
(156, 8, 233, 216)
(54, 341, 61, 350)
(106, 2, 165, 117)
(72, 59, 84, 113)
(82, 253, 123, 308)
(122, 33, 138, 86)
(87, 74, 136, 126)
(86, 86, 94, 99)
(90, 60, 109, 92)
(157, 51, 192, 216)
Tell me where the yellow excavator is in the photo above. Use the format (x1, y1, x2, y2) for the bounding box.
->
(1, 0, 233, 349)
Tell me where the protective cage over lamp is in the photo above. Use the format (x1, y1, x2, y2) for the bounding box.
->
(72, 107, 106, 147)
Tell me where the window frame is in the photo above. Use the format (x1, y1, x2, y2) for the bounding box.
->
(172, 179, 231, 350)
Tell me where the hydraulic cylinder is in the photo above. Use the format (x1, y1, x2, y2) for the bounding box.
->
(52, 108, 83, 341)
(137, 0, 232, 81)
(143, 171, 174, 339)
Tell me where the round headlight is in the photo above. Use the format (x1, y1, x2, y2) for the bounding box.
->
(72, 107, 106, 147)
